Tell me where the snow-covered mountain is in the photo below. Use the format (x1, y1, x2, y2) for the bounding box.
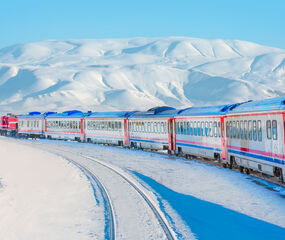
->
(0, 37, 284, 114)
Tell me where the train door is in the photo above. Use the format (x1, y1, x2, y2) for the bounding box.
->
(221, 117, 226, 160)
(168, 118, 176, 151)
(124, 119, 129, 145)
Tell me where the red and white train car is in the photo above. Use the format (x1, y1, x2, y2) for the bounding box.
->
(225, 97, 285, 181)
(173, 105, 235, 161)
(128, 107, 178, 151)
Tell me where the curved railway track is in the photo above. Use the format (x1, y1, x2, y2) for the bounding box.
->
(68, 160, 116, 240)
(39, 144, 177, 240)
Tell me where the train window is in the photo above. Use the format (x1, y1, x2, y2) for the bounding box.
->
(201, 122, 204, 136)
(176, 122, 179, 134)
(240, 121, 244, 139)
(266, 120, 272, 139)
(218, 122, 221, 137)
(213, 121, 217, 137)
(190, 121, 193, 135)
(226, 122, 229, 137)
(115, 122, 118, 131)
(229, 121, 232, 138)
(183, 122, 186, 135)
(119, 122, 122, 130)
(147, 122, 151, 132)
(272, 120, 277, 140)
(197, 121, 200, 136)
(244, 120, 247, 140)
(194, 121, 197, 136)
(112, 121, 115, 130)
(209, 122, 213, 137)
(205, 121, 208, 136)
(154, 122, 158, 133)
(253, 120, 257, 141)
(232, 121, 236, 138)
(87, 121, 90, 130)
(179, 121, 183, 135)
(258, 120, 262, 141)
(187, 122, 190, 135)
(236, 121, 239, 139)
(248, 120, 252, 140)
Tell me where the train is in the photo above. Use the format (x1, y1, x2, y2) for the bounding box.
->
(1, 96, 285, 182)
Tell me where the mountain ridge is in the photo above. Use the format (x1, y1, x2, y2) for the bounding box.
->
(0, 37, 284, 114)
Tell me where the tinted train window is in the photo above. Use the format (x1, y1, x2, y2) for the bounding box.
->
(190, 121, 193, 135)
(240, 121, 244, 139)
(209, 122, 213, 137)
(218, 122, 221, 137)
(187, 122, 190, 135)
(266, 120, 272, 139)
(229, 121, 232, 138)
(184, 122, 187, 135)
(244, 120, 247, 139)
(198, 121, 201, 136)
(226, 122, 229, 137)
(253, 120, 257, 141)
(201, 122, 204, 136)
(235, 121, 239, 139)
(272, 120, 278, 140)
(258, 120, 262, 141)
(232, 121, 236, 138)
(213, 121, 217, 137)
(194, 121, 197, 136)
(248, 120, 252, 140)
(205, 121, 208, 137)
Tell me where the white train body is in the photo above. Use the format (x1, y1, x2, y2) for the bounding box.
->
(18, 112, 45, 137)
(225, 99, 285, 180)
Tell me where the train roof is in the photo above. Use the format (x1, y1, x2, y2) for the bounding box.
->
(86, 111, 137, 119)
(176, 103, 241, 117)
(228, 96, 285, 114)
(129, 106, 179, 119)
(18, 112, 46, 119)
(45, 110, 89, 119)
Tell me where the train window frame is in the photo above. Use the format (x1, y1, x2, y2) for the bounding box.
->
(248, 120, 252, 140)
(187, 121, 190, 135)
(194, 121, 197, 136)
(236, 121, 240, 139)
(244, 120, 247, 140)
(253, 120, 257, 141)
(258, 120, 262, 141)
(197, 121, 201, 136)
(233, 121, 236, 138)
(266, 120, 272, 139)
(213, 121, 217, 137)
(240, 120, 244, 139)
(209, 121, 213, 137)
(272, 120, 278, 140)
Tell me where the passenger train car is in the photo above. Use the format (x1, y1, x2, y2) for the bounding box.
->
(18, 112, 46, 138)
(1, 96, 284, 181)
(45, 110, 87, 142)
(174, 104, 235, 161)
(225, 97, 285, 180)
(128, 107, 178, 151)
(84, 111, 136, 145)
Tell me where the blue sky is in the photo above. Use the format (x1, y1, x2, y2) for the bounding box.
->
(1, 0, 284, 49)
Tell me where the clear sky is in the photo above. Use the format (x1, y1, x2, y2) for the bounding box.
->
(1, 0, 284, 49)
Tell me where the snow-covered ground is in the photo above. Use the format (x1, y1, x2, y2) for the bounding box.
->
(0, 137, 104, 240)
(2, 137, 284, 240)
(0, 37, 285, 113)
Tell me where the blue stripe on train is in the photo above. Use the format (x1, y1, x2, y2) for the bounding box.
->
(228, 149, 285, 165)
(176, 142, 221, 152)
(130, 138, 168, 145)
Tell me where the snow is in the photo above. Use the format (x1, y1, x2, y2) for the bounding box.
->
(0, 137, 104, 240)
(0, 37, 284, 113)
(8, 138, 285, 239)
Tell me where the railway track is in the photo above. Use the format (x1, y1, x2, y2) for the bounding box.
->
(80, 153, 177, 240)
(67, 159, 116, 240)
(38, 144, 177, 240)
